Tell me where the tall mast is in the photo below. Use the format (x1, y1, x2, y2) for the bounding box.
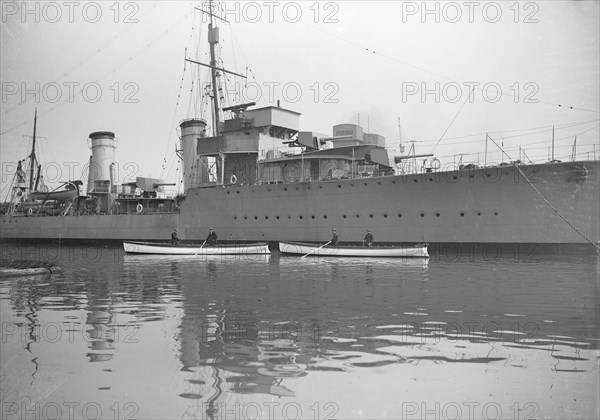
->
(185, 2, 246, 136)
(29, 108, 38, 190)
(208, 0, 220, 136)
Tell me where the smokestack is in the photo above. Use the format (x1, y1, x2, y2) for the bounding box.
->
(87, 131, 116, 194)
(179, 119, 208, 191)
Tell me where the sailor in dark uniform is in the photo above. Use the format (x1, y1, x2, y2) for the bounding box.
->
(171, 228, 179, 245)
(206, 228, 218, 245)
(331, 229, 339, 246)
(363, 229, 373, 247)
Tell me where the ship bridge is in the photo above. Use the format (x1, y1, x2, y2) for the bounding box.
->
(180, 105, 300, 189)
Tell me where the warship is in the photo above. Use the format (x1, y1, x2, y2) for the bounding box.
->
(1, 4, 599, 251)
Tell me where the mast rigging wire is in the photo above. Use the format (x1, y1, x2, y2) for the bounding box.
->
(486, 134, 600, 249)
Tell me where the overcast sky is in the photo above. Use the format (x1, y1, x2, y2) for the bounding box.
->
(1, 1, 598, 195)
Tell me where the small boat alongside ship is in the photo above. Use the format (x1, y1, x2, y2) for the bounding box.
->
(279, 241, 429, 258)
(0, 259, 62, 277)
(123, 241, 270, 255)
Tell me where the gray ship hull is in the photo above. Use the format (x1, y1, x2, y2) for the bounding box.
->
(2, 161, 599, 246)
(0, 213, 178, 241)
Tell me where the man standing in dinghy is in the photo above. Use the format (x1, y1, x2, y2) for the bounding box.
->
(206, 228, 218, 245)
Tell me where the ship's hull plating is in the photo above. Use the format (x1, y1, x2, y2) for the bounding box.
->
(2, 161, 599, 246)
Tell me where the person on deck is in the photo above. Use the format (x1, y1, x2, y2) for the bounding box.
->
(206, 228, 218, 245)
(363, 229, 373, 247)
(331, 229, 339, 247)
(171, 228, 179, 245)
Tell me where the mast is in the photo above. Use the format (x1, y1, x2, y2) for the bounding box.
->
(397, 117, 404, 153)
(551, 125, 555, 161)
(29, 108, 38, 190)
(208, 0, 220, 136)
(185, 1, 247, 138)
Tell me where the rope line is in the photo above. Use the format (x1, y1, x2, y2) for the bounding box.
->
(300, 22, 599, 114)
(514, 163, 599, 249)
(486, 134, 599, 249)
(430, 87, 474, 154)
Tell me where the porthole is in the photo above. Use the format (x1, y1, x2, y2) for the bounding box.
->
(254, 216, 258, 220)
(378, 181, 382, 185)
(244, 216, 248, 220)
(420, 213, 425, 217)
(323, 215, 328, 219)
(392, 181, 396, 184)
(233, 216, 237, 220)
(284, 187, 288, 191)
(227, 191, 230, 195)
(383, 214, 388, 218)
(319, 186, 323, 189)
(460, 212, 465, 217)
(369, 214, 374, 218)
(343, 215, 347, 219)
(311, 215, 315, 219)
(299, 215, 303, 219)
(351, 183, 354, 187)
(337, 185, 342, 189)
(413, 179, 418, 183)
(436, 213, 440, 217)
(236, 190, 240, 194)
(356, 214, 360, 218)
(398, 213, 402, 218)
(265, 216, 269, 220)
(288, 215, 291, 219)
(494, 212, 499, 216)
(276, 216, 280, 220)
(477, 212, 481, 216)
(429, 178, 433, 182)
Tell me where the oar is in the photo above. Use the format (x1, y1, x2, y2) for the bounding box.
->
(194, 240, 207, 256)
(300, 241, 331, 259)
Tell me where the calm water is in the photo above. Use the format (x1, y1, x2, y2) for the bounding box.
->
(1, 242, 598, 419)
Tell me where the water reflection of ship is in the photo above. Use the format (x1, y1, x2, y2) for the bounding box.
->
(84, 280, 117, 363)
(8, 276, 47, 383)
(174, 252, 430, 413)
(178, 275, 314, 418)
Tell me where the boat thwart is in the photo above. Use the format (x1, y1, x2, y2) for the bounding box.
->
(279, 241, 429, 258)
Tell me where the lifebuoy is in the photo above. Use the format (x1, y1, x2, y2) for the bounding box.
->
(136, 204, 143, 213)
(230, 174, 237, 184)
(28, 208, 33, 216)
